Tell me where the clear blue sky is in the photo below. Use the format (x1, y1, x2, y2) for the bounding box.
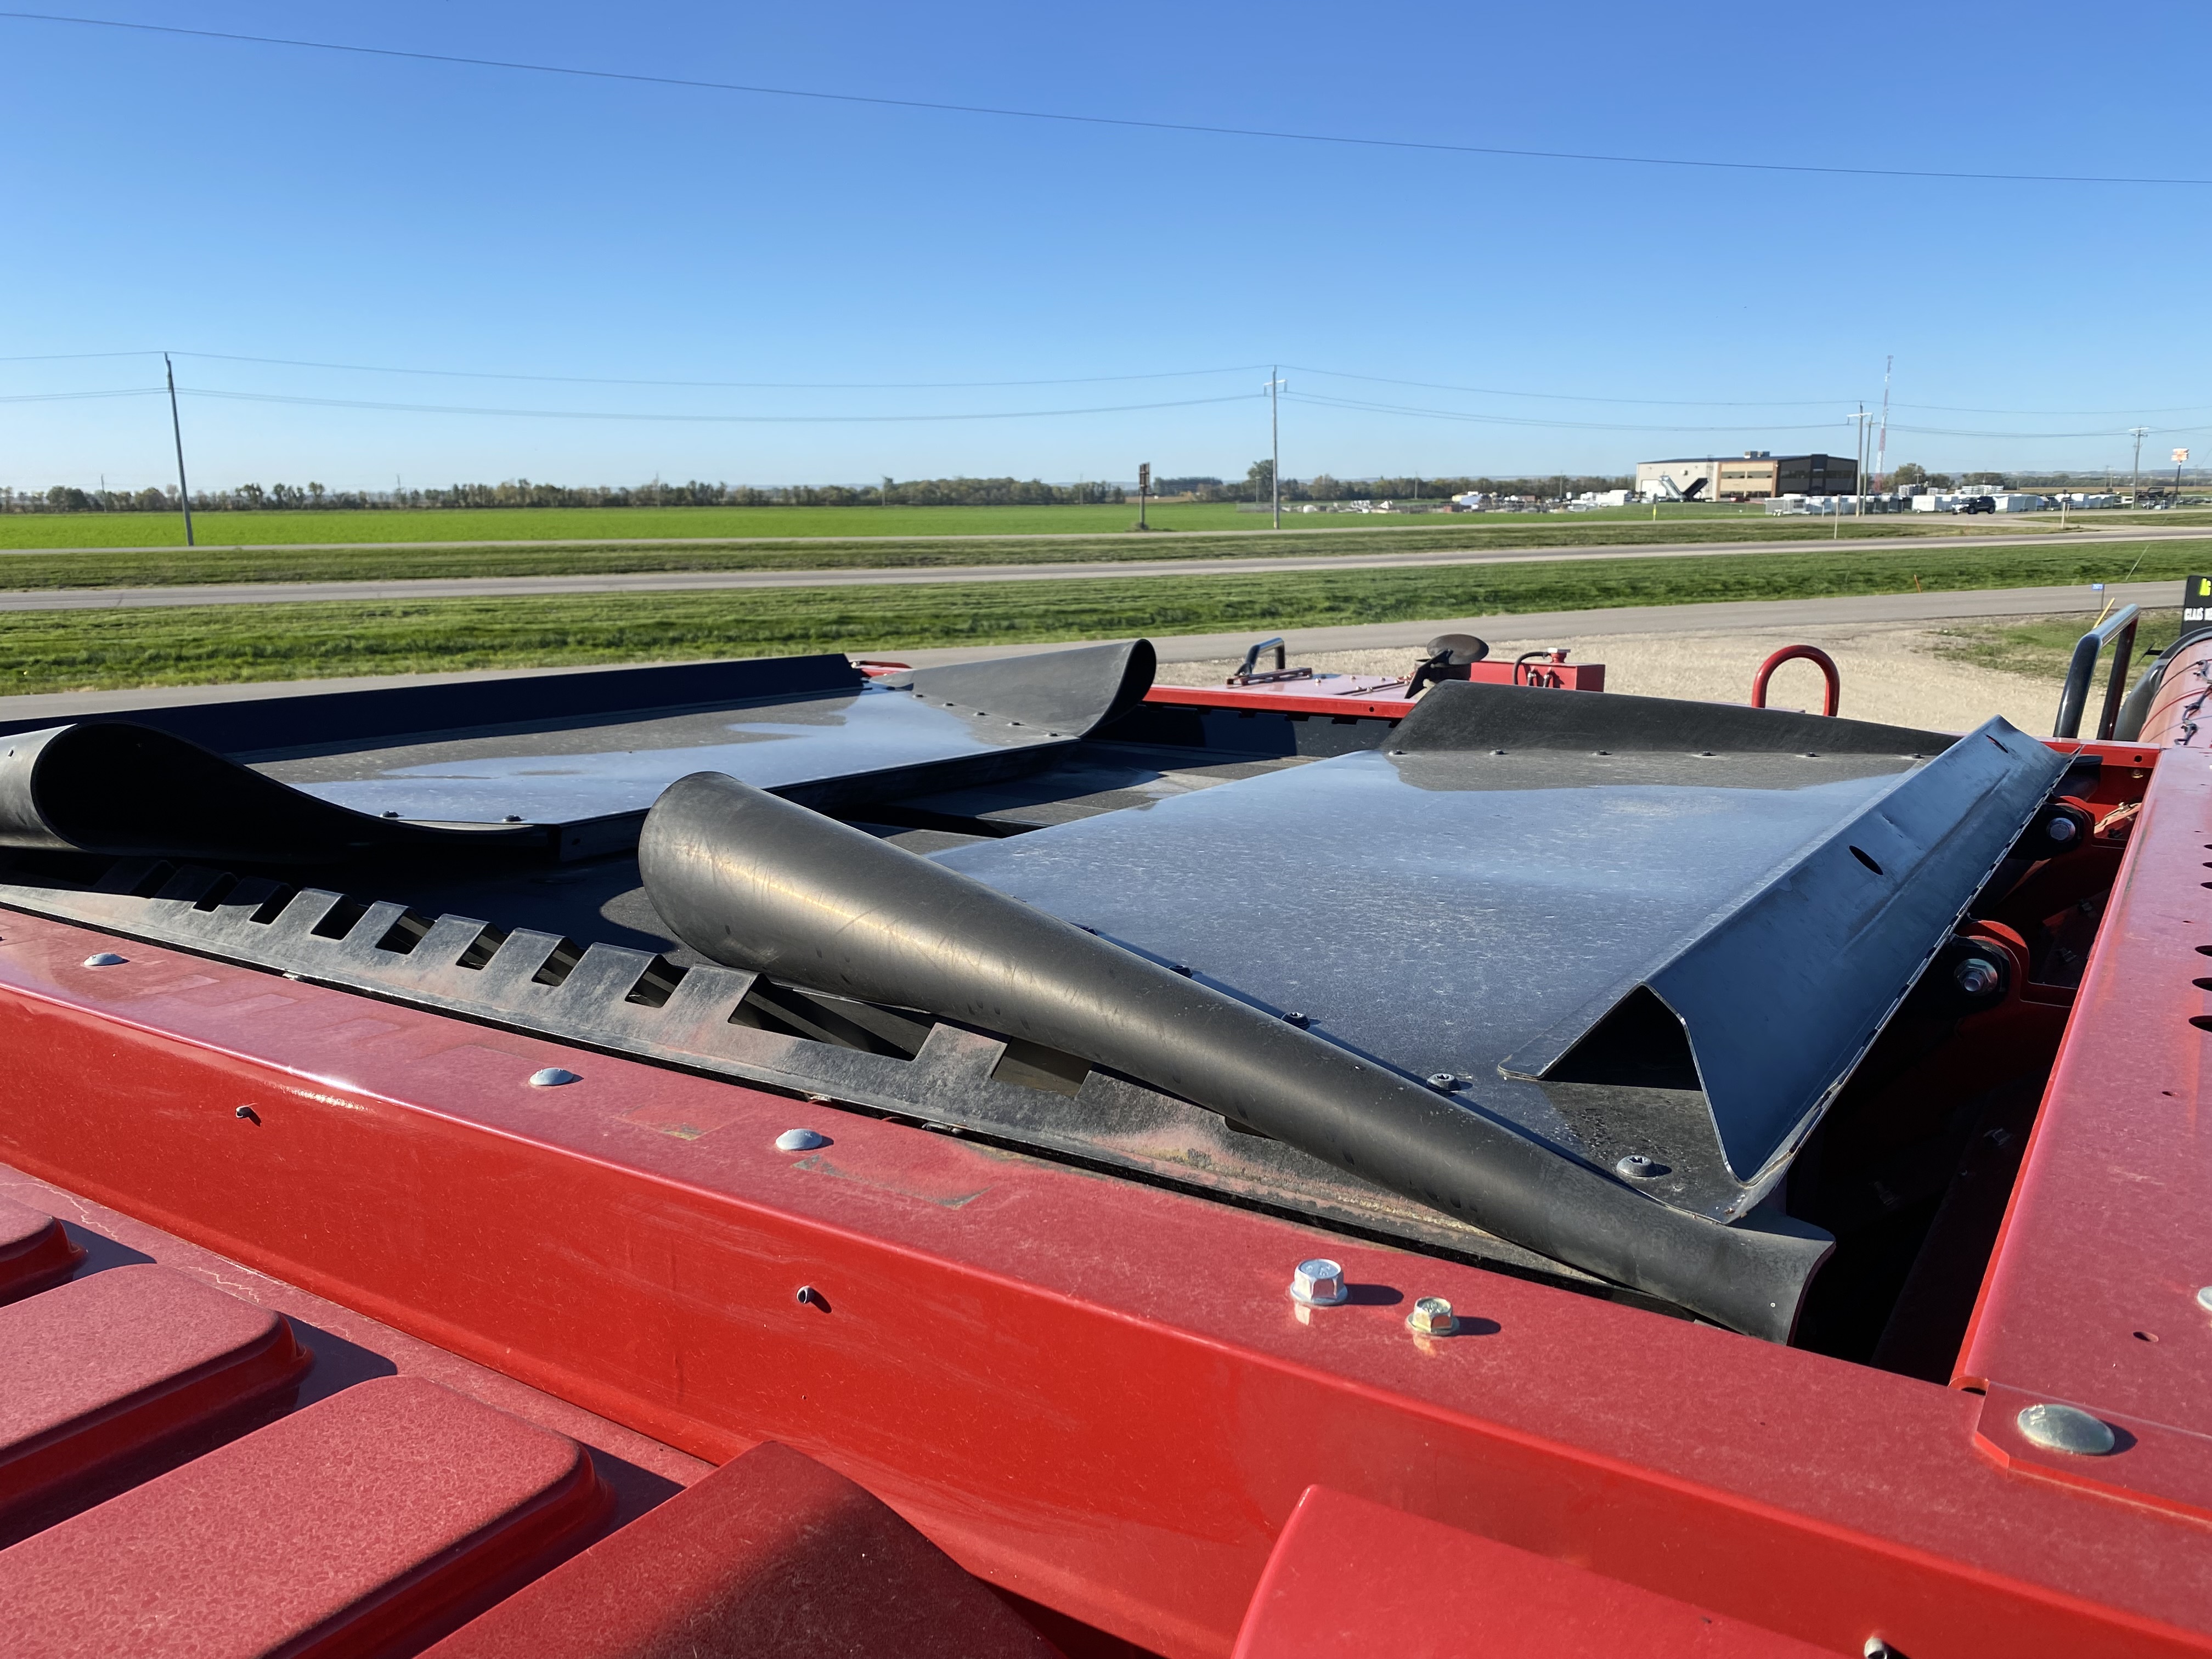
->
(4, 1, 2207, 492)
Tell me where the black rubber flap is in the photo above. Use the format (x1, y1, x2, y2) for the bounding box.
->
(0, 723, 540, 862)
(638, 769, 1833, 1340)
(899, 640, 1155, 736)
(933, 679, 2070, 1221)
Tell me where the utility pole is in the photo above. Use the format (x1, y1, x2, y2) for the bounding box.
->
(1874, 354, 1892, 494)
(1263, 369, 1285, 528)
(1846, 407, 1874, 524)
(2130, 426, 2150, 506)
(882, 475, 891, 509)
(163, 353, 195, 547)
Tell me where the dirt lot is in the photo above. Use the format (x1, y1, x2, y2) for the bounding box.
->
(1160, 618, 2066, 737)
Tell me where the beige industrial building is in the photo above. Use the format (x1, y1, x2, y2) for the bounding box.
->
(1636, 452, 1858, 501)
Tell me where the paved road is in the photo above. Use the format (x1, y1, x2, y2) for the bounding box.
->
(0, 578, 2172, 725)
(2, 524, 2206, 613)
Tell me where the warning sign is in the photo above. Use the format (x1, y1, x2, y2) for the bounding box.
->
(2186, 573, 2212, 625)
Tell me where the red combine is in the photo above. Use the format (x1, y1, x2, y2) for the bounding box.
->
(0, 602, 2202, 1658)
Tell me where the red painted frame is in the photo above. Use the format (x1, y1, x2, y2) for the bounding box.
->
(0, 734, 2202, 1657)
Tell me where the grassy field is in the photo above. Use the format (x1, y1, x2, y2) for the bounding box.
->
(4, 537, 2205, 697)
(0, 512, 2172, 592)
(1933, 607, 2186, 680)
(18, 498, 2202, 552)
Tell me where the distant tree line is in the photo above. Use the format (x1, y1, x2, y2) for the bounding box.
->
(0, 476, 1130, 514)
(1242, 461, 1634, 502)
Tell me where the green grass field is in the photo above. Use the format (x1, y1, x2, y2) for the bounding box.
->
(4, 537, 2203, 696)
(1933, 608, 2185, 680)
(0, 499, 1781, 550)
(0, 512, 2163, 592)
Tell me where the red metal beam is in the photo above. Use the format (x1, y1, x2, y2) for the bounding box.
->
(0, 911, 2204, 1657)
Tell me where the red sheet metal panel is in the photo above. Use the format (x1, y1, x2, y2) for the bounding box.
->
(426, 1438, 1060, 1659)
(1959, 737, 2212, 1508)
(0, 1162, 712, 1530)
(0, 1264, 308, 1545)
(1144, 684, 1419, 719)
(0, 915, 2206, 1658)
(0, 1194, 81, 1304)
(1232, 1486, 1838, 1659)
(0, 1374, 611, 1659)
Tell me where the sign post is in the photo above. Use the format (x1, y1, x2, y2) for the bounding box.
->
(2183, 574, 2212, 627)
(1137, 462, 1150, 531)
(2176, 448, 2192, 500)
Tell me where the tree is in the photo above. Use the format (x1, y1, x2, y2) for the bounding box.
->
(1245, 459, 1274, 503)
(1964, 471, 2007, 488)
(1891, 462, 1927, 489)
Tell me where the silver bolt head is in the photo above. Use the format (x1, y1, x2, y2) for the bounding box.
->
(775, 1127, 830, 1152)
(2016, 1401, 2116, 1457)
(2197, 1285, 2212, 1314)
(1408, 1296, 1456, 1336)
(2046, 815, 2079, 844)
(1616, 1154, 1669, 1180)
(528, 1066, 581, 1088)
(82, 952, 127, 968)
(1290, 1258, 1348, 1306)
(1954, 958, 2001, 996)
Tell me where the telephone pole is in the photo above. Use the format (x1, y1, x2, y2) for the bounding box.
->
(163, 353, 195, 547)
(1874, 354, 1892, 493)
(1263, 369, 1285, 528)
(2129, 427, 2151, 505)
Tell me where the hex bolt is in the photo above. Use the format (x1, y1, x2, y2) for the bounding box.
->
(1289, 1258, 1348, 1307)
(527, 1066, 581, 1088)
(1407, 1296, 1456, 1336)
(81, 952, 127, 968)
(1954, 957, 2001, 997)
(775, 1127, 830, 1152)
(2015, 1401, 2117, 1457)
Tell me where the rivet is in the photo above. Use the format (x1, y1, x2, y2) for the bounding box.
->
(1284, 1011, 1311, 1028)
(2016, 1401, 2116, 1457)
(1290, 1258, 1347, 1307)
(528, 1067, 581, 1087)
(776, 1127, 829, 1152)
(1426, 1073, 1461, 1092)
(234, 1105, 261, 1125)
(2195, 1285, 2212, 1314)
(1408, 1296, 1456, 1336)
(795, 1284, 818, 1305)
(381, 810, 400, 819)
(1616, 1154, 1670, 1180)
(503, 814, 523, 823)
(81, 952, 127, 968)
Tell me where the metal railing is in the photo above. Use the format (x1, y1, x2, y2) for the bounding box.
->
(2052, 604, 2140, 741)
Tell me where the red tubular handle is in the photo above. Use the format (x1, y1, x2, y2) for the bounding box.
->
(1752, 645, 1840, 716)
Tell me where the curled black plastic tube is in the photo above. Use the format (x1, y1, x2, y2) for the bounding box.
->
(639, 770, 1833, 1339)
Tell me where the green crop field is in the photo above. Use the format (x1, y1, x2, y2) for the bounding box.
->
(3, 537, 2203, 697)
(0, 511, 2158, 592)
(0, 497, 1798, 550)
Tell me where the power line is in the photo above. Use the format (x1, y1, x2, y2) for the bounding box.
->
(5, 10, 2208, 188)
(0, 347, 1269, 390)
(174, 387, 1262, 424)
(1288, 366, 1851, 408)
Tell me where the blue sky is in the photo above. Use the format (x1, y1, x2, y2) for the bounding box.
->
(4, 1, 2208, 492)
